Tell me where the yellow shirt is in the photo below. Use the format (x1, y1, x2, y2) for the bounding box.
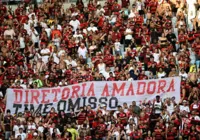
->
(67, 128, 79, 140)
(47, 19, 54, 25)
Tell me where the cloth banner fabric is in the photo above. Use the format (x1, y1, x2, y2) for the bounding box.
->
(6, 77, 181, 115)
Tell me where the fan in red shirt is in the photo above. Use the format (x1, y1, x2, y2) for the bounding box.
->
(189, 125, 198, 140)
(0, 4, 7, 15)
(181, 123, 190, 139)
(103, 2, 110, 16)
(134, 26, 142, 40)
(77, 107, 87, 125)
(17, 11, 29, 24)
(107, 72, 115, 81)
(111, 29, 122, 42)
(130, 129, 142, 140)
(150, 40, 160, 51)
(95, 118, 107, 138)
(92, 52, 103, 68)
(103, 51, 114, 67)
(111, 1, 121, 13)
(166, 123, 177, 140)
(121, 0, 130, 8)
(178, 30, 188, 44)
(76, 0, 84, 12)
(117, 106, 127, 126)
(15, 5, 22, 16)
(86, 105, 96, 127)
(15, 52, 24, 66)
(190, 99, 200, 113)
(148, 0, 158, 14)
(141, 34, 150, 46)
(0, 67, 5, 86)
(87, 0, 96, 12)
(153, 123, 163, 140)
(192, 37, 200, 54)
(138, 70, 148, 80)
(49, 107, 58, 121)
(107, 0, 115, 9)
(65, 64, 73, 76)
(163, 18, 172, 30)
(135, 15, 144, 26)
(102, 22, 111, 34)
(98, 15, 105, 29)
(10, 81, 23, 89)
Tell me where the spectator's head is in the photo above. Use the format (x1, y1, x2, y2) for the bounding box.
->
(123, 102, 127, 108)
(156, 95, 160, 102)
(6, 109, 11, 115)
(132, 101, 136, 106)
(19, 127, 23, 134)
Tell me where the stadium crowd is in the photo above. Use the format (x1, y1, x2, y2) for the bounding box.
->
(0, 0, 200, 139)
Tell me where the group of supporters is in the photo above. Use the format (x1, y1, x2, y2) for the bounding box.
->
(0, 0, 200, 139)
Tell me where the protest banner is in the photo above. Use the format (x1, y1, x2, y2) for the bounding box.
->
(6, 77, 181, 114)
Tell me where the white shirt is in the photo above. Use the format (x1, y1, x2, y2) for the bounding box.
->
(71, 12, 79, 17)
(58, 50, 65, 57)
(52, 53, 60, 64)
(113, 131, 120, 137)
(129, 11, 136, 18)
(28, 19, 38, 27)
(87, 26, 98, 32)
(40, 48, 50, 64)
(153, 53, 160, 63)
(51, 25, 62, 31)
(179, 72, 188, 79)
(128, 116, 138, 126)
(4, 29, 15, 39)
(157, 72, 166, 79)
(180, 105, 190, 113)
(166, 103, 174, 115)
(154, 101, 162, 114)
(69, 20, 80, 31)
(101, 109, 109, 115)
(113, 110, 119, 119)
(96, 8, 105, 16)
(27, 123, 36, 130)
(52, 38, 61, 48)
(45, 28, 51, 38)
(128, 77, 134, 81)
(28, 12, 36, 19)
(20, 84, 27, 89)
(24, 23, 31, 32)
(78, 47, 88, 58)
(16, 133, 26, 140)
(73, 33, 83, 39)
(29, 29, 39, 43)
(187, 0, 196, 20)
(102, 71, 110, 80)
(98, 63, 106, 74)
(41, 22, 47, 28)
(114, 42, 121, 51)
(125, 28, 133, 40)
(50, 127, 61, 136)
(110, 15, 117, 23)
(19, 37, 25, 49)
(38, 126, 44, 133)
(13, 125, 24, 138)
(65, 60, 77, 67)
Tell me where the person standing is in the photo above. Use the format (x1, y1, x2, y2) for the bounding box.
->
(16, 128, 26, 140)
(153, 96, 163, 117)
(4, 110, 12, 140)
